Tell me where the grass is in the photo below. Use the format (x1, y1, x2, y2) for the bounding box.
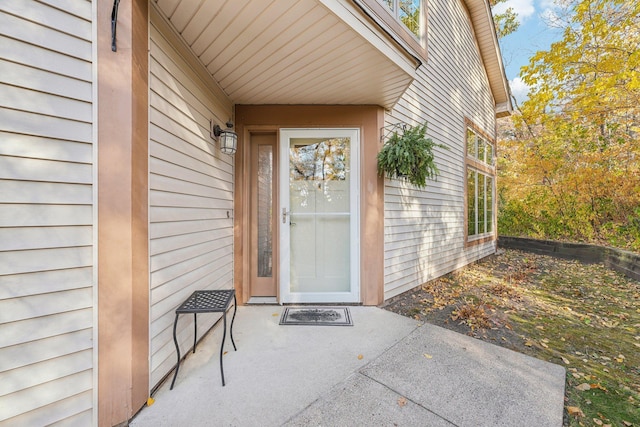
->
(383, 249, 640, 427)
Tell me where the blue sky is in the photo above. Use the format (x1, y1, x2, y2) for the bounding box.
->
(493, 0, 564, 104)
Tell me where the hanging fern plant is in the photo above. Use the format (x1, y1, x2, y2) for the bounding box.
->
(377, 122, 445, 189)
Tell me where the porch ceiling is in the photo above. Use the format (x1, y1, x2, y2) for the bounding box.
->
(153, 0, 418, 109)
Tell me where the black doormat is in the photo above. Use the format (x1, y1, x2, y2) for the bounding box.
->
(279, 307, 353, 326)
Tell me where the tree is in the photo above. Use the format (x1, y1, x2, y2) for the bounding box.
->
(499, 0, 640, 250)
(490, 0, 520, 38)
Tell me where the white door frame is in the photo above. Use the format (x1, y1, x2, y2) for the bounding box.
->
(279, 128, 360, 303)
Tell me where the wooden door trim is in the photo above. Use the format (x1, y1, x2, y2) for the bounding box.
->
(235, 125, 280, 304)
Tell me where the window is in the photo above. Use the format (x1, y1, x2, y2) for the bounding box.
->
(382, 0, 422, 38)
(467, 169, 493, 236)
(465, 123, 496, 244)
(361, 0, 427, 59)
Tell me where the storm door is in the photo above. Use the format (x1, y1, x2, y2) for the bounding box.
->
(279, 129, 360, 303)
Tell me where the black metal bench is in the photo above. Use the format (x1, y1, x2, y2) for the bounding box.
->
(170, 289, 237, 389)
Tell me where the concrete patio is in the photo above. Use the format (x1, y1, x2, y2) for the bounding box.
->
(130, 306, 565, 426)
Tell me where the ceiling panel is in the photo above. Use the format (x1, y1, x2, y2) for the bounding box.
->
(153, 0, 416, 109)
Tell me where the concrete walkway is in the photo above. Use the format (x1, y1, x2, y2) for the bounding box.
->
(131, 306, 565, 427)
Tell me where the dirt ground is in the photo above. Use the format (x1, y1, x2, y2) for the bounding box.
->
(382, 249, 539, 354)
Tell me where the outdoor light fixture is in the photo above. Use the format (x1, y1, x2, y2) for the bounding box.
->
(212, 121, 238, 155)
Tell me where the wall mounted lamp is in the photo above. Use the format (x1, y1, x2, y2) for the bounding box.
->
(212, 121, 238, 155)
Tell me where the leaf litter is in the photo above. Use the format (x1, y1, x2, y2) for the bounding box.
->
(383, 249, 640, 427)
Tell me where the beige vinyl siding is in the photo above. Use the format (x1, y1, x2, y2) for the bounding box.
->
(383, 0, 497, 299)
(0, 1, 94, 425)
(149, 15, 234, 389)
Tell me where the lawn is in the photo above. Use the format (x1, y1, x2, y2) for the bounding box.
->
(383, 249, 640, 427)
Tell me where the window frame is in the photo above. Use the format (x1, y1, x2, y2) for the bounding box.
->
(464, 118, 497, 246)
(359, 0, 428, 60)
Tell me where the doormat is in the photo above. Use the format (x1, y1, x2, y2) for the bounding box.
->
(279, 307, 353, 326)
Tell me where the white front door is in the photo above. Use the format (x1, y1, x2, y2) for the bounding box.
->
(279, 129, 360, 303)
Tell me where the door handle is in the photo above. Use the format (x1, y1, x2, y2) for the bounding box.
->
(282, 208, 296, 226)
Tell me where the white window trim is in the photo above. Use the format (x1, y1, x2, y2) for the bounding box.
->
(465, 120, 496, 246)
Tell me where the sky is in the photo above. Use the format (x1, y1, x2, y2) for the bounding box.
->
(492, 0, 565, 105)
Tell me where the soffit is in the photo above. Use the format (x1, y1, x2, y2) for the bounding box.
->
(464, 0, 513, 117)
(152, 0, 418, 109)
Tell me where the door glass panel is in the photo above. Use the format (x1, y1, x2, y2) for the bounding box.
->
(257, 145, 273, 277)
(289, 137, 350, 293)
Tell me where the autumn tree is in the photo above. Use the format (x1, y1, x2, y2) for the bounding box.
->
(499, 0, 640, 250)
(490, 0, 520, 38)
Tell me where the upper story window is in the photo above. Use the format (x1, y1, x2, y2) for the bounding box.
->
(361, 0, 427, 59)
(382, 0, 421, 38)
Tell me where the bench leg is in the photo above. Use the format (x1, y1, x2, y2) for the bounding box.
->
(193, 313, 197, 353)
(230, 292, 237, 351)
(220, 312, 227, 386)
(170, 313, 181, 390)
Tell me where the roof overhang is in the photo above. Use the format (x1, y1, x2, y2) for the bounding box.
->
(152, 0, 419, 109)
(464, 0, 513, 117)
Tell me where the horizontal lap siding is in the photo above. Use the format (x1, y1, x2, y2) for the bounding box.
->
(149, 20, 234, 389)
(383, 0, 497, 299)
(0, 1, 94, 426)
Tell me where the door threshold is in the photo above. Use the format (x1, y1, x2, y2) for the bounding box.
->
(247, 297, 278, 305)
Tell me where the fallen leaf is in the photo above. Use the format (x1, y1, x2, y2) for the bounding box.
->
(423, 353, 433, 359)
(567, 406, 584, 418)
(357, 354, 364, 360)
(575, 383, 591, 391)
(540, 341, 549, 348)
(398, 397, 407, 407)
(524, 341, 533, 347)
(615, 354, 625, 363)
(622, 421, 632, 426)
(561, 357, 570, 365)
(147, 397, 155, 406)
(272, 313, 279, 317)
(593, 419, 603, 426)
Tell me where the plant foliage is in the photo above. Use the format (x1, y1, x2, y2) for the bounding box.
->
(377, 123, 444, 189)
(490, 0, 520, 38)
(498, 0, 640, 251)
